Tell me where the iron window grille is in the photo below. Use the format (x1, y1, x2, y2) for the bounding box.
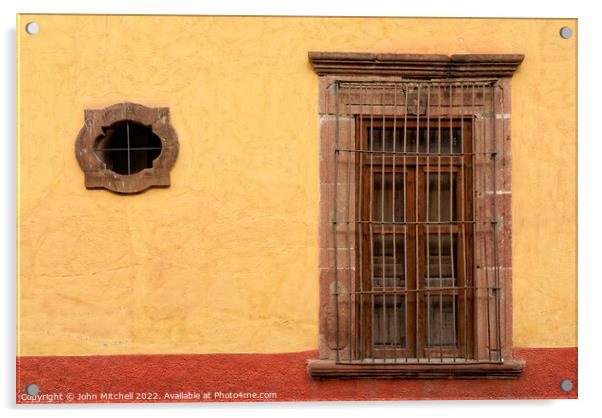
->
(330, 79, 508, 365)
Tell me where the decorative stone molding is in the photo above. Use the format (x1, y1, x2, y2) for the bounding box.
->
(308, 52, 525, 78)
(75, 102, 179, 194)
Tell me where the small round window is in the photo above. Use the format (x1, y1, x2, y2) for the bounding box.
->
(76, 103, 179, 194)
(94, 120, 162, 175)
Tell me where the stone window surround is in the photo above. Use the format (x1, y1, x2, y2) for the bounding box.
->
(75, 102, 179, 194)
(308, 52, 525, 379)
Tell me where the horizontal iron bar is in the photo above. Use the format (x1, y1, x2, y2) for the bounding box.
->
(93, 147, 162, 151)
(336, 148, 496, 157)
(338, 80, 499, 88)
(334, 359, 504, 365)
(352, 220, 475, 225)
(342, 220, 498, 226)
(342, 286, 480, 295)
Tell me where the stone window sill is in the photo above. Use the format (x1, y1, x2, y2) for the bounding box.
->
(308, 359, 525, 380)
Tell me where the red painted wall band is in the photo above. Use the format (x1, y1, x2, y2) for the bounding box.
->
(16, 347, 577, 403)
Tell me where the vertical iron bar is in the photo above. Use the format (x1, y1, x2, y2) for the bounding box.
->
(492, 83, 502, 362)
(334, 81, 340, 362)
(438, 85, 444, 362)
(415, 83, 421, 362)
(403, 83, 409, 363)
(381, 86, 387, 362)
(482, 84, 492, 362)
(358, 86, 365, 360)
(369, 86, 375, 362)
(461, 84, 468, 361)
(499, 82, 506, 362)
(346, 86, 353, 363)
(425, 85, 431, 362)
(450, 84, 457, 363)
(392, 84, 399, 362)
(471, 83, 479, 360)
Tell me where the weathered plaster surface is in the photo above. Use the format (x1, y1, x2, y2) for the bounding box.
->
(17, 15, 576, 355)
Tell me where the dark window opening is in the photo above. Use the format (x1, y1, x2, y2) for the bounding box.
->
(94, 120, 162, 175)
(370, 127, 462, 154)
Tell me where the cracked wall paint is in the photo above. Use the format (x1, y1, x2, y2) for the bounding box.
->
(17, 15, 576, 355)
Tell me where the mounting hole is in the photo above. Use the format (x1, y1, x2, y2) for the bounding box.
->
(559, 26, 573, 39)
(25, 383, 39, 396)
(25, 22, 40, 35)
(560, 379, 573, 392)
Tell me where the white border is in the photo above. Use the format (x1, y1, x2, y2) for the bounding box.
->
(3, 1, 599, 417)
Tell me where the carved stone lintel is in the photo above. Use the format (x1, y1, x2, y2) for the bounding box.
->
(75, 103, 179, 194)
(308, 52, 524, 78)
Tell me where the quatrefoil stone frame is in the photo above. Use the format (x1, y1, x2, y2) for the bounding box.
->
(75, 102, 179, 194)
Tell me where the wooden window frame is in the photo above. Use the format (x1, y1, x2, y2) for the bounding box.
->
(308, 52, 525, 379)
(356, 118, 474, 362)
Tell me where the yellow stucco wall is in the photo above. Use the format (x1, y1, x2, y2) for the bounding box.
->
(17, 15, 577, 356)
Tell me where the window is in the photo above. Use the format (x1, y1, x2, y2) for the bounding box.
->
(309, 53, 525, 379)
(75, 102, 179, 194)
(356, 116, 473, 361)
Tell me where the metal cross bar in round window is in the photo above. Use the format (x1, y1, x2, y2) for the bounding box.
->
(75, 103, 179, 194)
